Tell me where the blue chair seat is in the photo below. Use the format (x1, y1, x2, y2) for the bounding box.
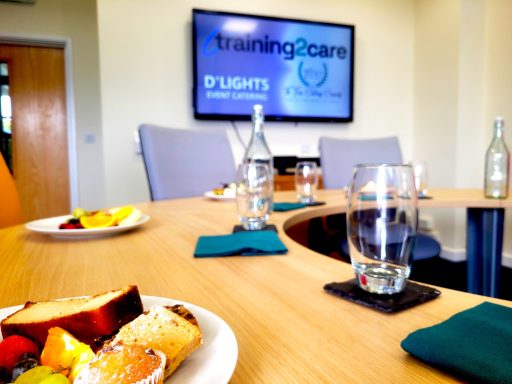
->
(412, 233, 442, 261)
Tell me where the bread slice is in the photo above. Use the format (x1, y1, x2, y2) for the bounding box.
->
(1, 285, 143, 349)
(111, 304, 202, 379)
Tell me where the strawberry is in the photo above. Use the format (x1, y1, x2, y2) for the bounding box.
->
(0, 335, 40, 374)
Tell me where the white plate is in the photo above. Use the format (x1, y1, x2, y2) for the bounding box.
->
(204, 190, 236, 201)
(25, 214, 150, 239)
(0, 295, 238, 384)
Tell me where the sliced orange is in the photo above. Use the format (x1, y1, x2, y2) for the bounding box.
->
(80, 212, 117, 228)
(40, 327, 95, 380)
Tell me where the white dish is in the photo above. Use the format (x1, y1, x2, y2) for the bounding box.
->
(25, 214, 150, 239)
(0, 295, 238, 384)
(204, 190, 236, 201)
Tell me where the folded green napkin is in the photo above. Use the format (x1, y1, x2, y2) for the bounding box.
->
(401, 302, 512, 383)
(273, 202, 307, 211)
(194, 230, 288, 257)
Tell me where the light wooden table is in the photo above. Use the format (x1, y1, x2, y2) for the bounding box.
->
(0, 189, 509, 383)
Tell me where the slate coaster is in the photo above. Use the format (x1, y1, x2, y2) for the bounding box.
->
(324, 279, 441, 313)
(233, 224, 278, 233)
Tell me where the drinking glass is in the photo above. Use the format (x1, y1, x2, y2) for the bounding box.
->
(410, 161, 428, 197)
(236, 163, 272, 230)
(295, 161, 319, 204)
(347, 164, 418, 294)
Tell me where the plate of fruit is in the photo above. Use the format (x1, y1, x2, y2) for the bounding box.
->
(204, 183, 236, 201)
(25, 206, 150, 239)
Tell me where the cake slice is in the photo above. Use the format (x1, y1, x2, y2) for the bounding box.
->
(111, 304, 202, 379)
(0, 285, 143, 349)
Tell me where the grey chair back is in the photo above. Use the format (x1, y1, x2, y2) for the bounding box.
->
(319, 136, 403, 189)
(139, 124, 236, 200)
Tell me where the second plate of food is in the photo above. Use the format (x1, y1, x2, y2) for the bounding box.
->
(25, 214, 150, 239)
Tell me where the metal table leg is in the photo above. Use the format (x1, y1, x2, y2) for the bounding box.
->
(466, 208, 504, 297)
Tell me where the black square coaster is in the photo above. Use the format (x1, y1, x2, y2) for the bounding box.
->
(233, 224, 278, 233)
(323, 279, 441, 313)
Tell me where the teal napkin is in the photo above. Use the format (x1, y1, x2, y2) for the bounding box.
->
(194, 230, 288, 257)
(273, 202, 307, 211)
(358, 193, 393, 201)
(401, 302, 512, 383)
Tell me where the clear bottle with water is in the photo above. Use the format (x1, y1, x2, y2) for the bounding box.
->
(243, 104, 274, 208)
(484, 116, 510, 198)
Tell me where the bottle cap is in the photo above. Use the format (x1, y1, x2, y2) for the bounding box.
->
(495, 116, 505, 128)
(252, 104, 264, 122)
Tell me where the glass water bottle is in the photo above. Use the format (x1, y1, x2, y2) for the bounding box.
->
(243, 104, 274, 207)
(244, 105, 273, 167)
(484, 117, 510, 198)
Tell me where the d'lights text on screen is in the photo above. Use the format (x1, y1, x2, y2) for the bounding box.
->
(203, 75, 269, 101)
(203, 31, 348, 61)
(204, 75, 269, 91)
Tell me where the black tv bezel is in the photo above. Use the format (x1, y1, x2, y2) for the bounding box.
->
(192, 8, 355, 123)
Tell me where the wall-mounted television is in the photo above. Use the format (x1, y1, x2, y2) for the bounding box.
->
(192, 9, 355, 122)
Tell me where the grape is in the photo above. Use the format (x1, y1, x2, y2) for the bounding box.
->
(59, 218, 84, 230)
(39, 373, 69, 384)
(14, 365, 52, 383)
(72, 208, 86, 219)
(12, 353, 39, 381)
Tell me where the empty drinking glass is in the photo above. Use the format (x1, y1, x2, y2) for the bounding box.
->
(236, 163, 272, 230)
(347, 164, 418, 294)
(410, 161, 428, 197)
(295, 161, 319, 204)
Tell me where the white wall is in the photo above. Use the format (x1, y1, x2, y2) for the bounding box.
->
(413, 0, 458, 255)
(97, 0, 416, 206)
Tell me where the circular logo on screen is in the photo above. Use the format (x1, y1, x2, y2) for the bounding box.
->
(298, 61, 328, 87)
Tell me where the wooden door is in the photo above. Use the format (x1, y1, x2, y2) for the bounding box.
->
(0, 44, 69, 222)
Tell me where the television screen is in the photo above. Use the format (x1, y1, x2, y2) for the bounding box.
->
(192, 9, 355, 122)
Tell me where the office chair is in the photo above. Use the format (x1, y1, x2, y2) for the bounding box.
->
(139, 125, 237, 200)
(0, 153, 23, 228)
(319, 136, 402, 189)
(317, 136, 441, 266)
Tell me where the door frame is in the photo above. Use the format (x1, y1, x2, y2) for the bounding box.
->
(0, 33, 78, 209)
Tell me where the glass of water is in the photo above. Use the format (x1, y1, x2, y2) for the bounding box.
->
(295, 161, 319, 204)
(347, 164, 418, 294)
(236, 163, 272, 230)
(410, 161, 428, 197)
